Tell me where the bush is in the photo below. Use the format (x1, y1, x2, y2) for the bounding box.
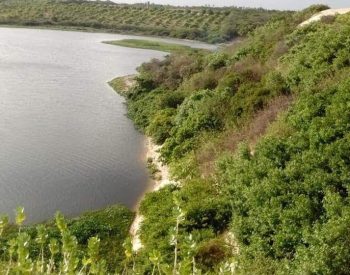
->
(217, 72, 242, 94)
(182, 70, 220, 91)
(162, 90, 224, 161)
(219, 78, 350, 273)
(0, 205, 134, 273)
(147, 108, 175, 144)
(206, 52, 229, 70)
(195, 238, 229, 270)
(179, 180, 232, 233)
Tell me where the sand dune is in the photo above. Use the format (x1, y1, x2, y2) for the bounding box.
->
(300, 8, 350, 26)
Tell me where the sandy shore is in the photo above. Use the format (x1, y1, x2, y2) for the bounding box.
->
(110, 74, 175, 251)
(130, 137, 176, 251)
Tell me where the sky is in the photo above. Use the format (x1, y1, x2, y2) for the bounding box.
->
(110, 0, 349, 10)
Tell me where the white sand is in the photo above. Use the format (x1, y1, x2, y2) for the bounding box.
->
(300, 8, 350, 26)
(117, 75, 176, 251)
(129, 137, 176, 251)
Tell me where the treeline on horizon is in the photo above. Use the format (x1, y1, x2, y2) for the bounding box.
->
(0, 0, 288, 43)
(2, 3, 350, 274)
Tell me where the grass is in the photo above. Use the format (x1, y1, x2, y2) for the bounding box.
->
(104, 39, 196, 53)
(108, 74, 136, 96)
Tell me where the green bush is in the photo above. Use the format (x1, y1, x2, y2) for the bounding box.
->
(219, 77, 350, 273)
(147, 108, 175, 144)
(162, 90, 224, 161)
(0, 205, 134, 273)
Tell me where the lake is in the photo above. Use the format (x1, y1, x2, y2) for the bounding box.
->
(0, 27, 212, 222)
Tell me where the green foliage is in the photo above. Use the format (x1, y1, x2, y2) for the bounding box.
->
(0, 0, 286, 43)
(104, 39, 197, 54)
(139, 185, 179, 262)
(179, 180, 231, 233)
(117, 8, 350, 274)
(283, 16, 350, 87)
(137, 52, 204, 91)
(217, 72, 242, 94)
(206, 52, 229, 70)
(2, 4, 350, 274)
(147, 108, 176, 144)
(15, 207, 26, 228)
(0, 205, 134, 273)
(182, 70, 220, 91)
(137, 183, 230, 274)
(161, 90, 223, 161)
(218, 56, 350, 274)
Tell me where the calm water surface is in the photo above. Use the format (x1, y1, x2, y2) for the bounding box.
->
(0, 27, 212, 222)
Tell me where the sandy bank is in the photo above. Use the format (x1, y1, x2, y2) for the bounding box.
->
(109, 73, 176, 251)
(130, 137, 176, 251)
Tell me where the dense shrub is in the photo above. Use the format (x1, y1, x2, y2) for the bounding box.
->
(0, 205, 134, 273)
(162, 90, 224, 161)
(146, 108, 175, 144)
(283, 16, 350, 87)
(123, 9, 350, 274)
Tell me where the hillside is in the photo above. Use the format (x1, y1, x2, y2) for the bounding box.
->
(0, 0, 287, 43)
(300, 7, 350, 26)
(111, 3, 350, 274)
(1, 3, 350, 274)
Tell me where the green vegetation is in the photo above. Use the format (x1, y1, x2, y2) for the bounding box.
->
(111, 4, 350, 274)
(147, 157, 161, 181)
(104, 39, 196, 54)
(0, 0, 287, 43)
(0, 205, 134, 273)
(2, 3, 350, 274)
(109, 75, 136, 97)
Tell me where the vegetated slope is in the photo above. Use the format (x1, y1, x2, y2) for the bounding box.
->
(0, 0, 287, 43)
(119, 4, 350, 274)
(2, 3, 350, 274)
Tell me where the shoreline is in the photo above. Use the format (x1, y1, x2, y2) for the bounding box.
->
(0, 24, 218, 47)
(109, 75, 176, 251)
(130, 137, 175, 251)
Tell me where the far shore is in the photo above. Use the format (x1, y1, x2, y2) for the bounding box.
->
(0, 24, 221, 47)
(0, 23, 172, 37)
